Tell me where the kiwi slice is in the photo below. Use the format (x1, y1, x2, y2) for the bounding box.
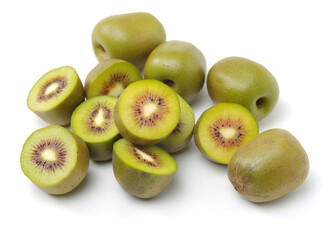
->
(20, 125, 90, 195)
(194, 103, 259, 164)
(112, 138, 178, 198)
(85, 59, 142, 99)
(71, 95, 120, 161)
(27, 66, 85, 126)
(114, 79, 181, 146)
(158, 94, 195, 153)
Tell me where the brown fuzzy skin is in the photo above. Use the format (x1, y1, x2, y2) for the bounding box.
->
(227, 129, 309, 203)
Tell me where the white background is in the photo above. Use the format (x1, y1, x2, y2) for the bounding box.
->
(1, 0, 331, 239)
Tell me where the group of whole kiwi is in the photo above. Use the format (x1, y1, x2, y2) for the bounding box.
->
(20, 12, 309, 203)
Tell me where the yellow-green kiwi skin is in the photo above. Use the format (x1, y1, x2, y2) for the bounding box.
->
(20, 126, 90, 195)
(227, 129, 309, 203)
(27, 66, 85, 126)
(207, 57, 279, 121)
(144, 40, 206, 103)
(84, 59, 142, 99)
(92, 12, 166, 69)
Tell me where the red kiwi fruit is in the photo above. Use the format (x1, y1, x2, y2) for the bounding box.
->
(20, 125, 90, 195)
(112, 138, 178, 198)
(194, 103, 259, 164)
(71, 95, 120, 161)
(114, 79, 181, 146)
(27, 66, 85, 126)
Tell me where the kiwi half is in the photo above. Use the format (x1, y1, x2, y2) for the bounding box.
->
(158, 94, 195, 153)
(20, 125, 90, 195)
(71, 95, 120, 161)
(112, 138, 178, 198)
(114, 79, 180, 146)
(85, 59, 142, 99)
(194, 103, 259, 164)
(27, 66, 85, 125)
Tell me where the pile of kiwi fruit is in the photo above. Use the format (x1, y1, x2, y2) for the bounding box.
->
(20, 12, 309, 203)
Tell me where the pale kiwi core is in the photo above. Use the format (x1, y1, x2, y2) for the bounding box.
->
(143, 103, 158, 118)
(135, 147, 155, 162)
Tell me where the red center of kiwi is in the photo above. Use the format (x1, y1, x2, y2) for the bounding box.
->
(210, 118, 247, 148)
(132, 92, 168, 127)
(130, 145, 160, 167)
(38, 77, 68, 102)
(100, 72, 130, 95)
(31, 139, 67, 172)
(88, 103, 112, 134)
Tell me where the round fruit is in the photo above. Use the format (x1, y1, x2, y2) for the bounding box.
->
(71, 96, 120, 161)
(194, 103, 259, 164)
(20, 125, 90, 195)
(228, 129, 309, 203)
(27, 66, 85, 125)
(114, 79, 181, 146)
(85, 59, 142, 99)
(207, 57, 279, 121)
(92, 12, 166, 69)
(112, 138, 178, 198)
(143, 40, 206, 103)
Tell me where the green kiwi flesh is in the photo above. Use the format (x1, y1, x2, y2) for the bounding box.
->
(158, 94, 195, 153)
(20, 125, 90, 195)
(227, 129, 309, 203)
(27, 66, 85, 126)
(112, 138, 178, 198)
(194, 103, 259, 164)
(85, 59, 142, 99)
(114, 79, 181, 146)
(71, 95, 120, 161)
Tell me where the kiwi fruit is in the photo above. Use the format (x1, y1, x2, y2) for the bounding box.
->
(228, 129, 309, 203)
(20, 125, 90, 195)
(114, 79, 181, 146)
(194, 103, 259, 164)
(27, 66, 85, 126)
(85, 59, 142, 99)
(158, 94, 195, 153)
(112, 138, 178, 198)
(71, 95, 120, 161)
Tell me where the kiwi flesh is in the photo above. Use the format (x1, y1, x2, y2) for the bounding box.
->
(227, 129, 309, 203)
(158, 94, 195, 153)
(85, 59, 142, 99)
(112, 138, 178, 198)
(71, 95, 120, 161)
(194, 103, 259, 164)
(114, 79, 180, 146)
(27, 66, 85, 126)
(20, 125, 90, 195)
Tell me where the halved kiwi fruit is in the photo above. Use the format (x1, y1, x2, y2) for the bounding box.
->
(194, 103, 259, 164)
(158, 94, 195, 153)
(20, 125, 90, 195)
(112, 138, 178, 198)
(71, 95, 120, 161)
(85, 59, 142, 99)
(114, 79, 181, 146)
(27, 66, 85, 126)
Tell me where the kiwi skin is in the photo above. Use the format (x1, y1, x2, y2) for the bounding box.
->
(227, 129, 309, 203)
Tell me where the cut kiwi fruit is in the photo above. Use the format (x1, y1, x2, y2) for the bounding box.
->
(158, 94, 195, 153)
(27, 66, 85, 126)
(194, 103, 259, 164)
(112, 138, 178, 198)
(20, 125, 90, 195)
(71, 95, 120, 161)
(114, 79, 181, 146)
(85, 59, 142, 99)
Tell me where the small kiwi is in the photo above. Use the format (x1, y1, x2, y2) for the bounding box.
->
(20, 125, 90, 195)
(85, 59, 142, 99)
(158, 94, 195, 153)
(27, 66, 85, 126)
(114, 79, 181, 146)
(194, 103, 259, 164)
(71, 95, 120, 161)
(112, 138, 178, 198)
